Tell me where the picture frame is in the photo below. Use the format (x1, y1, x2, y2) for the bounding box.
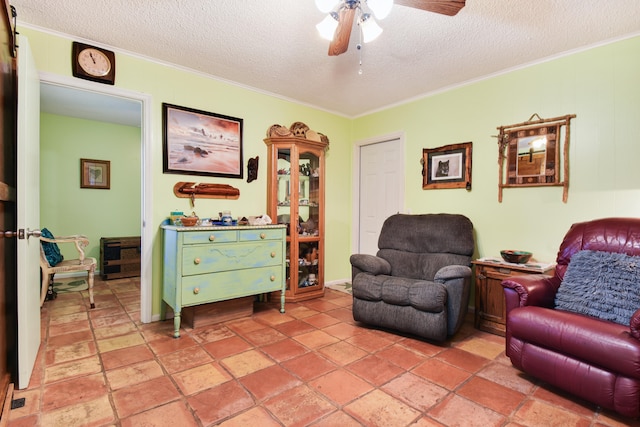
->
(497, 113, 575, 202)
(80, 158, 110, 189)
(422, 142, 472, 190)
(162, 103, 243, 178)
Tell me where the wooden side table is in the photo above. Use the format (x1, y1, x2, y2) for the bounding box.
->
(472, 258, 555, 336)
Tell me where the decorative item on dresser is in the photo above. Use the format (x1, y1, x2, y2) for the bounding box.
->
(161, 223, 286, 338)
(472, 257, 555, 336)
(264, 122, 329, 302)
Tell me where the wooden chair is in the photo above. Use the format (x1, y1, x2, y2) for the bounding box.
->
(39, 233, 97, 308)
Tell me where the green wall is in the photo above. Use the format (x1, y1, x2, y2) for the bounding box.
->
(353, 35, 640, 263)
(40, 113, 141, 261)
(22, 24, 640, 317)
(20, 27, 353, 318)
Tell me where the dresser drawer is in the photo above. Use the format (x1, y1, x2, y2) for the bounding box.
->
(182, 230, 237, 245)
(182, 241, 283, 276)
(239, 228, 283, 242)
(181, 266, 283, 306)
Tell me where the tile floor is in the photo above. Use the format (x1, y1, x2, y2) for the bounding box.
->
(7, 277, 640, 427)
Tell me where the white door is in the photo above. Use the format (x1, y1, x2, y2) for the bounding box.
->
(357, 137, 404, 255)
(16, 36, 41, 389)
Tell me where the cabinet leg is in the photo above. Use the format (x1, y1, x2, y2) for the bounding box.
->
(280, 290, 285, 313)
(173, 313, 181, 338)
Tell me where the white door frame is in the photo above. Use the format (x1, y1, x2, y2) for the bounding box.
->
(38, 72, 153, 324)
(351, 131, 406, 253)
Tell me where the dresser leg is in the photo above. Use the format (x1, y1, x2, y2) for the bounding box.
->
(280, 291, 285, 313)
(173, 313, 181, 338)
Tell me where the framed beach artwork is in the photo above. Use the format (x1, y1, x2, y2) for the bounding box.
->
(162, 103, 244, 178)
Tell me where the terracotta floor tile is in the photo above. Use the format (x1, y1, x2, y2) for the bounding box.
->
(100, 344, 155, 370)
(532, 384, 597, 417)
(435, 347, 491, 373)
(112, 376, 180, 418)
(412, 358, 472, 390)
(273, 318, 319, 337)
(203, 336, 253, 359)
(309, 410, 363, 427)
(476, 362, 537, 394)
(513, 399, 591, 427)
(321, 322, 366, 340)
(317, 341, 368, 366)
(146, 334, 198, 356)
(42, 372, 107, 412)
(172, 362, 232, 395)
(309, 369, 374, 406)
(40, 395, 114, 427)
(428, 394, 505, 427)
(226, 318, 269, 335)
(44, 355, 102, 384)
(456, 376, 526, 415)
(285, 305, 320, 319)
(344, 389, 421, 427)
(400, 338, 446, 357)
(216, 406, 282, 427)
(375, 343, 426, 370)
(47, 319, 91, 337)
(382, 372, 449, 412)
(45, 340, 97, 365)
(120, 400, 199, 427)
(239, 364, 302, 401)
(243, 326, 287, 347)
(158, 345, 214, 374)
(96, 332, 145, 353)
(293, 329, 340, 349)
(105, 360, 165, 390)
(92, 321, 138, 340)
(49, 311, 89, 326)
(221, 349, 275, 377)
(188, 323, 236, 344)
(347, 354, 405, 386)
(264, 384, 336, 426)
(304, 312, 342, 328)
(282, 352, 337, 381)
(47, 330, 93, 347)
(345, 330, 395, 353)
(260, 337, 309, 362)
(8, 389, 40, 420)
(253, 307, 295, 326)
(302, 299, 342, 312)
(456, 336, 505, 360)
(188, 381, 255, 425)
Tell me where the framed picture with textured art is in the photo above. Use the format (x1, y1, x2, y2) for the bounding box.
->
(422, 142, 472, 190)
(80, 158, 110, 189)
(163, 103, 244, 178)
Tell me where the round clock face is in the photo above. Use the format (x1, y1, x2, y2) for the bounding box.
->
(77, 48, 111, 77)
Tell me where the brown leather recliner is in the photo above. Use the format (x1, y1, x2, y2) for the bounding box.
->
(502, 217, 640, 418)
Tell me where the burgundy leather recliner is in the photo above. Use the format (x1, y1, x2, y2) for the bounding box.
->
(502, 217, 640, 418)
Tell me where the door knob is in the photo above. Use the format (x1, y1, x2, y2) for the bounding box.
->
(27, 228, 41, 238)
(0, 228, 40, 239)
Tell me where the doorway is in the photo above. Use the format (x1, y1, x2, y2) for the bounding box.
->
(38, 72, 153, 324)
(352, 132, 405, 255)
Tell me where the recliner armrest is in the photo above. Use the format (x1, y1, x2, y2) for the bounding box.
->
(349, 254, 391, 276)
(501, 274, 560, 312)
(434, 264, 471, 281)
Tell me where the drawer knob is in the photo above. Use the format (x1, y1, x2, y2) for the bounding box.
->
(194, 258, 201, 265)
(260, 233, 266, 239)
(270, 275, 276, 281)
(209, 235, 215, 241)
(271, 252, 276, 258)
(193, 287, 200, 294)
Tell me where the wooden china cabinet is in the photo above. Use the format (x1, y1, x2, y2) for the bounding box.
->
(265, 125, 328, 302)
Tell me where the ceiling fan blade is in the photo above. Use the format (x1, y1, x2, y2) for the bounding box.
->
(328, 7, 356, 56)
(395, 0, 466, 16)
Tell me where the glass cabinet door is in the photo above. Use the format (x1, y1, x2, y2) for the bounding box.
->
(297, 150, 321, 291)
(276, 148, 292, 290)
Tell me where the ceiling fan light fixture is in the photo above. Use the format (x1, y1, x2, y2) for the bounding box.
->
(315, 0, 340, 13)
(366, 0, 393, 20)
(360, 13, 383, 43)
(316, 12, 340, 41)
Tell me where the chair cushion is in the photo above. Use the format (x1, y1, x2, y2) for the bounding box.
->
(41, 228, 64, 266)
(555, 250, 640, 325)
(353, 273, 446, 313)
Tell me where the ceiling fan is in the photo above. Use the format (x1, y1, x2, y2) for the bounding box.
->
(316, 0, 466, 56)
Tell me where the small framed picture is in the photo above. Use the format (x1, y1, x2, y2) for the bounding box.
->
(422, 142, 472, 190)
(80, 158, 110, 189)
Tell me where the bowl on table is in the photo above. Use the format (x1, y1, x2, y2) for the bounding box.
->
(500, 250, 532, 264)
(180, 216, 199, 227)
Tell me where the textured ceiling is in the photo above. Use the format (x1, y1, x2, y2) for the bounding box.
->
(11, 0, 640, 118)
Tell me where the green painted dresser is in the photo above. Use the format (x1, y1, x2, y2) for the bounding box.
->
(161, 224, 286, 337)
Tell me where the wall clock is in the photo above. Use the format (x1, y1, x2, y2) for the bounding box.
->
(71, 41, 115, 85)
